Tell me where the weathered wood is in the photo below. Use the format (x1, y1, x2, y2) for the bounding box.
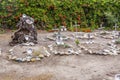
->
(9, 14, 37, 46)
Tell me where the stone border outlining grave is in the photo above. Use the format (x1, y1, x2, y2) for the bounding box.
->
(8, 45, 51, 62)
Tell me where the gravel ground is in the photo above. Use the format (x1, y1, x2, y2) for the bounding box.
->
(0, 31, 120, 80)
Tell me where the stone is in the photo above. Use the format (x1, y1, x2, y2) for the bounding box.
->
(103, 49, 110, 53)
(85, 41, 94, 44)
(26, 48, 33, 56)
(74, 52, 79, 55)
(26, 56, 32, 62)
(43, 47, 51, 57)
(52, 50, 58, 54)
(22, 42, 35, 46)
(8, 55, 12, 59)
(38, 54, 44, 58)
(57, 51, 61, 54)
(65, 52, 72, 55)
(86, 41, 89, 44)
(11, 56, 17, 60)
(0, 48, 1, 56)
(9, 51, 14, 55)
(48, 45, 53, 51)
(9, 49, 13, 52)
(9, 46, 17, 54)
(112, 40, 116, 43)
(36, 57, 41, 61)
(31, 58, 36, 62)
(60, 52, 65, 55)
(84, 48, 88, 51)
(103, 52, 108, 55)
(83, 34, 88, 39)
(80, 46, 86, 50)
(22, 58, 26, 62)
(26, 58, 31, 62)
(88, 50, 93, 54)
(16, 58, 23, 62)
(107, 77, 113, 80)
(68, 49, 74, 54)
(96, 51, 102, 54)
(78, 50, 82, 54)
(101, 36, 113, 39)
(111, 50, 118, 55)
(102, 79, 106, 80)
(47, 36, 55, 41)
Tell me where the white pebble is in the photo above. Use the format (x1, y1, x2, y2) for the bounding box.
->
(44, 47, 51, 57)
(0, 48, 1, 55)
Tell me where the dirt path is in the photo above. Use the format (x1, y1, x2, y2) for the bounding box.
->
(0, 32, 120, 80)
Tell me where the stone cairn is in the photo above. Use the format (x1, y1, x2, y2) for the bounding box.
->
(8, 14, 47, 62)
(9, 14, 37, 46)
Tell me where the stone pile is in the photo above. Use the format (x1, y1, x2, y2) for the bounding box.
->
(9, 14, 37, 46)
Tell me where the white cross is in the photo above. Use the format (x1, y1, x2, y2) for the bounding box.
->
(100, 23, 103, 28)
(74, 21, 79, 38)
(98, 23, 104, 30)
(113, 23, 119, 31)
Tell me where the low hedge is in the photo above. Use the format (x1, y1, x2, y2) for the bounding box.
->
(0, 0, 120, 30)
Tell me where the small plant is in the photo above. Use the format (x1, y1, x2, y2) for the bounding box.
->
(33, 48, 42, 56)
(115, 39, 120, 44)
(63, 44, 71, 48)
(75, 39, 80, 46)
(69, 21, 74, 32)
(33, 50, 40, 56)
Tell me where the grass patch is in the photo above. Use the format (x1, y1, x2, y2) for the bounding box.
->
(0, 28, 6, 34)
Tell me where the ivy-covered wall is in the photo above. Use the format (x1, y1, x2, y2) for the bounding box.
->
(0, 0, 120, 30)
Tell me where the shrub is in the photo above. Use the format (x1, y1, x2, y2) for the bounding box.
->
(0, 0, 120, 30)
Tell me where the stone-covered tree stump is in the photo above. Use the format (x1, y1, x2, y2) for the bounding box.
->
(9, 14, 37, 46)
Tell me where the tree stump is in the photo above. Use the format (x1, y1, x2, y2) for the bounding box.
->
(9, 14, 37, 46)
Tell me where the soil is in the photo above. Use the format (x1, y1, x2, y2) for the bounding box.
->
(0, 31, 120, 80)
